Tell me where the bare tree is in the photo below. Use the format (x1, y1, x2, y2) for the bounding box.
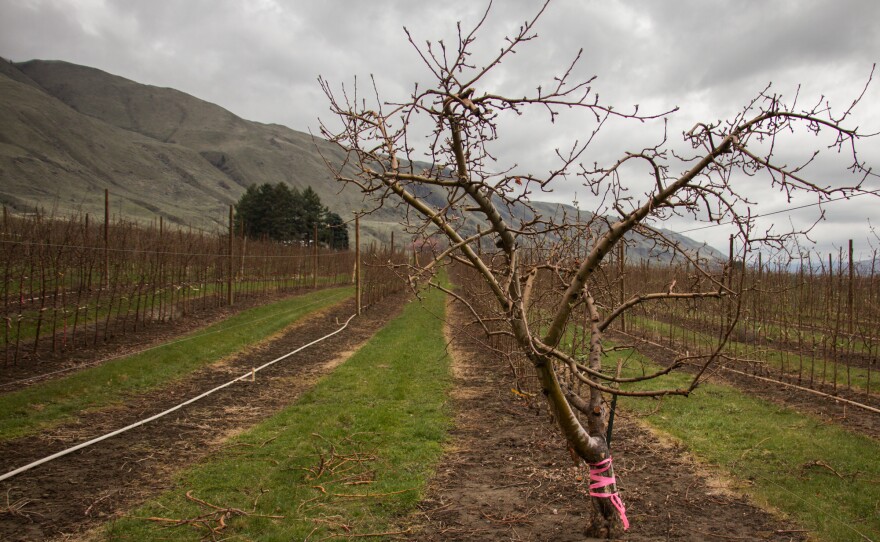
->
(319, 2, 875, 535)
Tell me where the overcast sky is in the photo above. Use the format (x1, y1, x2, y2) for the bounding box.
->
(2, 0, 879, 260)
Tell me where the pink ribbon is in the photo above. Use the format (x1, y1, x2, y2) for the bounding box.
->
(588, 456, 630, 531)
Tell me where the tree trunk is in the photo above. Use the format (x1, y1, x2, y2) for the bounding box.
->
(585, 457, 627, 537)
(530, 350, 627, 537)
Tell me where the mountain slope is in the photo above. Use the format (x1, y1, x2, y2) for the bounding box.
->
(2, 59, 399, 234)
(0, 58, 722, 258)
(0, 61, 239, 226)
(16, 60, 338, 197)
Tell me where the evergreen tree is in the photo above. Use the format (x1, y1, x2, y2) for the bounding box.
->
(234, 183, 346, 248)
(235, 183, 287, 241)
(321, 211, 349, 249)
(233, 184, 265, 238)
(299, 186, 324, 243)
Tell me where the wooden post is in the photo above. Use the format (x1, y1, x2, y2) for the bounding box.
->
(313, 224, 319, 289)
(228, 205, 234, 306)
(103, 188, 109, 289)
(355, 215, 361, 315)
(724, 234, 734, 340)
(618, 242, 626, 333)
(848, 239, 854, 335)
(239, 223, 246, 276)
(159, 216, 164, 321)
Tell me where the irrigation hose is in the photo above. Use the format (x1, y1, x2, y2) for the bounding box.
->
(615, 328, 880, 415)
(0, 313, 357, 483)
(720, 365, 880, 415)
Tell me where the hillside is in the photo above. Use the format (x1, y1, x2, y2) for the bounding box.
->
(0, 57, 721, 258)
(0, 58, 402, 240)
(0, 60, 238, 226)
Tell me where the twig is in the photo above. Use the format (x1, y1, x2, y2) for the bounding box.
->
(2, 488, 41, 521)
(321, 527, 412, 539)
(800, 459, 845, 479)
(331, 487, 417, 498)
(252, 488, 270, 509)
(135, 490, 284, 540)
(84, 489, 118, 516)
(733, 437, 771, 465)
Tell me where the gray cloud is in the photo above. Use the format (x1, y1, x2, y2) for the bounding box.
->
(1, 0, 877, 255)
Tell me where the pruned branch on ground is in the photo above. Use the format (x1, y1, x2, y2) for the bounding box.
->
(136, 490, 283, 541)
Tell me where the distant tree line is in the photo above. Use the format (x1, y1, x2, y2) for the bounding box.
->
(234, 183, 348, 249)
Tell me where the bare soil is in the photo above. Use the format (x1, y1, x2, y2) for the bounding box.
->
(404, 300, 809, 541)
(0, 292, 406, 542)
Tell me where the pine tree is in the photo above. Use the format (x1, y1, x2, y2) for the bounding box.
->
(234, 183, 345, 246)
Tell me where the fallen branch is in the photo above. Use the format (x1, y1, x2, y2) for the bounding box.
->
(321, 527, 413, 539)
(331, 487, 417, 499)
(1, 489, 41, 521)
(800, 459, 845, 479)
(135, 490, 284, 540)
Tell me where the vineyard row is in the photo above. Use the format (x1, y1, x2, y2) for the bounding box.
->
(1, 207, 408, 368)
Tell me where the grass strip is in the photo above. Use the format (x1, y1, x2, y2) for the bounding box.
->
(0, 286, 353, 441)
(105, 282, 451, 540)
(617, 353, 880, 542)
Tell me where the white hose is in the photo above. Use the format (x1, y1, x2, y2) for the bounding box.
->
(0, 313, 357, 483)
(616, 329, 880, 415)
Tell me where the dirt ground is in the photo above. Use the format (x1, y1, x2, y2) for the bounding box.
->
(0, 290, 839, 541)
(404, 300, 810, 541)
(0, 292, 407, 542)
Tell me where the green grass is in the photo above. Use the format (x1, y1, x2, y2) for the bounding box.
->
(105, 281, 451, 540)
(616, 352, 880, 542)
(0, 286, 353, 441)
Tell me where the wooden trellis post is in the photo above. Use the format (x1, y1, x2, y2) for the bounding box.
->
(228, 205, 234, 306)
(355, 216, 362, 315)
(103, 189, 109, 290)
(313, 224, 319, 289)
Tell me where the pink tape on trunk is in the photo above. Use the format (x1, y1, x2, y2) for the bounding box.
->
(588, 456, 630, 531)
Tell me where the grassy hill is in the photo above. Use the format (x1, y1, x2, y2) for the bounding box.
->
(0, 60, 237, 226)
(0, 58, 400, 238)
